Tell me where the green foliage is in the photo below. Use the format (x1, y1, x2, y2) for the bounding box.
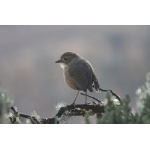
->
(84, 111, 91, 124)
(97, 94, 137, 124)
(95, 72, 150, 124)
(136, 73, 150, 123)
(0, 91, 12, 123)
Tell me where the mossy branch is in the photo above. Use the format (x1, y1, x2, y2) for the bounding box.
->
(9, 102, 105, 124)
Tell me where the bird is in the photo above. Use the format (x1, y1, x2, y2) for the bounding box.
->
(55, 52, 100, 105)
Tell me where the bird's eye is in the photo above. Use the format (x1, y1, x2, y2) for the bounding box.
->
(64, 57, 67, 60)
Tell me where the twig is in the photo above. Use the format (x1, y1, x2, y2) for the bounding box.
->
(80, 88, 121, 102)
(108, 89, 122, 102)
(80, 93, 103, 104)
(10, 106, 41, 124)
(99, 87, 122, 102)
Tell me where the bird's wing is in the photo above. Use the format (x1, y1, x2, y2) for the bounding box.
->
(68, 59, 93, 92)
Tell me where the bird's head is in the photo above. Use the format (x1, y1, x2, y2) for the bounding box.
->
(55, 52, 79, 68)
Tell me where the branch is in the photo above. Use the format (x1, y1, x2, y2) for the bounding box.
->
(9, 87, 121, 124)
(55, 103, 104, 118)
(9, 103, 104, 124)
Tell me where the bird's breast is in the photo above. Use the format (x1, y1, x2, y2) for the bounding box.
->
(63, 67, 80, 90)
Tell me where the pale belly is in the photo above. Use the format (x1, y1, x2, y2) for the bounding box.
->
(64, 74, 81, 90)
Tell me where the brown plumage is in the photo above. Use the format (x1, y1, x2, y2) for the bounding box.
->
(55, 52, 100, 104)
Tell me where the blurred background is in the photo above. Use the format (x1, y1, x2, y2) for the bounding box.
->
(0, 25, 150, 123)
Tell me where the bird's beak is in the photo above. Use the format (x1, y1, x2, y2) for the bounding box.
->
(55, 59, 63, 63)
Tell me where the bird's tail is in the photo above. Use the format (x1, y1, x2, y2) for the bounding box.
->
(92, 74, 100, 92)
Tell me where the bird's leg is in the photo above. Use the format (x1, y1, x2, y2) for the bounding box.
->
(71, 91, 80, 105)
(85, 91, 87, 104)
